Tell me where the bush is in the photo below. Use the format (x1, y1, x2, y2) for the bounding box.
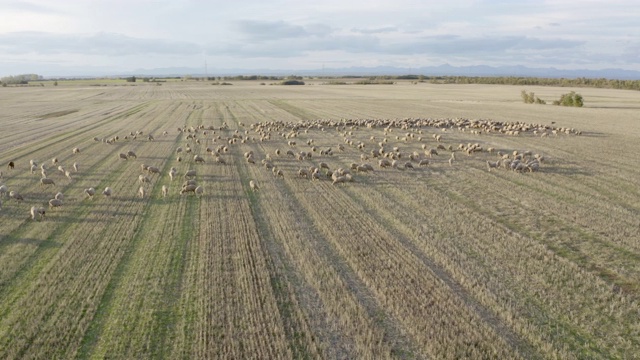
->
(552, 91, 583, 107)
(521, 90, 546, 104)
(280, 80, 305, 85)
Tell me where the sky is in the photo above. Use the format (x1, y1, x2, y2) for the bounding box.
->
(0, 0, 638, 76)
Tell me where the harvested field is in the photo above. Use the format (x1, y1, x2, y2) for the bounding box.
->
(1, 81, 639, 359)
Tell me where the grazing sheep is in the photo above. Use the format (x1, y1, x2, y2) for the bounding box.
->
(426, 149, 438, 158)
(65, 171, 72, 180)
(162, 185, 168, 198)
(49, 198, 63, 209)
(10, 190, 24, 201)
(332, 174, 352, 185)
(84, 187, 96, 199)
(177, 156, 182, 162)
(127, 150, 137, 159)
(0, 185, 9, 197)
(195, 186, 204, 197)
(378, 159, 391, 168)
(183, 179, 198, 188)
(141, 164, 149, 172)
(57, 165, 65, 174)
(298, 168, 309, 178)
(52, 158, 58, 165)
(7, 161, 15, 169)
(184, 170, 197, 179)
(102, 187, 112, 197)
(193, 154, 205, 163)
(486, 160, 500, 171)
(249, 180, 259, 191)
(72, 147, 80, 154)
(404, 162, 414, 170)
(176, 147, 183, 153)
(31, 164, 38, 174)
(418, 159, 430, 167)
(118, 153, 128, 160)
(55, 192, 64, 201)
(246, 156, 255, 164)
(180, 184, 197, 195)
(73, 162, 79, 172)
(215, 156, 226, 164)
(30, 206, 46, 220)
(138, 186, 146, 198)
(147, 166, 160, 175)
(139, 175, 150, 184)
(40, 178, 55, 186)
(169, 169, 177, 181)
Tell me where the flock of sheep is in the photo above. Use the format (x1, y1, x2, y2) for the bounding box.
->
(1, 115, 576, 220)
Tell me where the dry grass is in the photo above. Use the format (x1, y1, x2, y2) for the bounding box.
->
(1, 81, 639, 359)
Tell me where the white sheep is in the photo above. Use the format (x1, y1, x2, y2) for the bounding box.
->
(127, 150, 137, 159)
(31, 164, 38, 174)
(55, 192, 64, 201)
(139, 175, 150, 184)
(162, 185, 168, 198)
(119, 153, 128, 160)
(72, 147, 80, 154)
(0, 185, 9, 197)
(180, 184, 197, 195)
(65, 171, 72, 180)
(102, 187, 112, 197)
(147, 166, 160, 175)
(40, 178, 56, 186)
(10, 190, 24, 201)
(249, 180, 259, 192)
(169, 169, 176, 181)
(184, 170, 196, 179)
(193, 154, 205, 163)
(49, 198, 63, 209)
(138, 186, 146, 198)
(84, 187, 96, 199)
(195, 186, 204, 197)
(73, 162, 79, 172)
(30, 206, 46, 220)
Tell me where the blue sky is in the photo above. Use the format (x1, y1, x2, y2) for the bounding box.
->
(0, 0, 638, 76)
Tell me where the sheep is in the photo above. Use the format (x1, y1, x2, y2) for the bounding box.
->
(57, 165, 65, 174)
(249, 180, 259, 191)
(30, 164, 38, 174)
(139, 175, 151, 184)
(84, 187, 96, 199)
(246, 156, 255, 164)
(418, 159, 430, 167)
(180, 184, 197, 195)
(0, 185, 8, 197)
(30, 206, 46, 220)
(40, 178, 56, 186)
(48, 198, 63, 209)
(195, 186, 204, 197)
(298, 168, 309, 178)
(30, 159, 38, 167)
(127, 150, 137, 159)
(182, 179, 198, 188)
(141, 164, 150, 172)
(73, 162, 79, 172)
(65, 171, 73, 180)
(102, 187, 112, 197)
(215, 156, 226, 165)
(162, 185, 168, 198)
(52, 157, 58, 165)
(177, 156, 182, 162)
(118, 153, 128, 160)
(72, 147, 81, 154)
(10, 190, 24, 201)
(7, 161, 15, 169)
(147, 166, 160, 175)
(486, 160, 500, 171)
(378, 159, 391, 168)
(426, 148, 438, 158)
(404, 162, 414, 170)
(169, 169, 177, 181)
(332, 174, 352, 185)
(193, 154, 205, 164)
(138, 186, 146, 198)
(184, 170, 197, 179)
(55, 192, 64, 201)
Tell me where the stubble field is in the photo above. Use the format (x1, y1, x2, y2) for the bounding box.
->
(1, 80, 639, 359)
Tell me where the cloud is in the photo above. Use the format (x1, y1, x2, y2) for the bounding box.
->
(1, 0, 60, 14)
(351, 26, 397, 34)
(0, 31, 202, 56)
(235, 20, 315, 41)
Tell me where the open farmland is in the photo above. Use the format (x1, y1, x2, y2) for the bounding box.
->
(1, 80, 639, 359)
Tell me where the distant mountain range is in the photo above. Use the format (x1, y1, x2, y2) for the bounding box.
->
(118, 64, 640, 80)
